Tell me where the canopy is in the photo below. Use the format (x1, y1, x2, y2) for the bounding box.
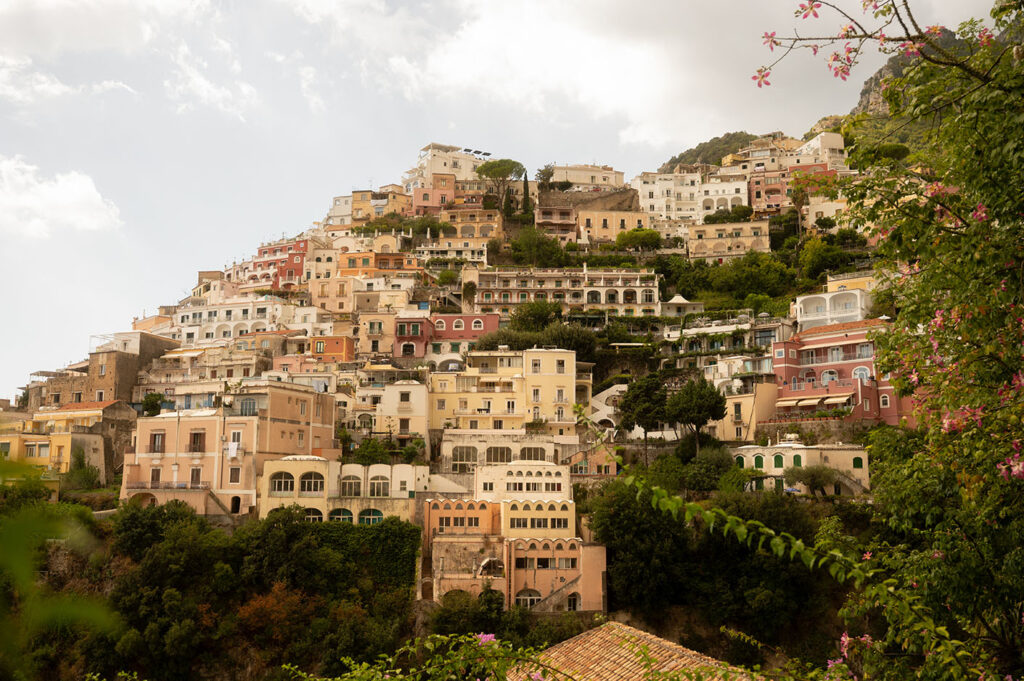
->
(823, 394, 854, 405)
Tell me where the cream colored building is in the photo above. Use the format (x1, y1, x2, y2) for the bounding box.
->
(437, 431, 581, 474)
(403, 143, 489, 192)
(687, 220, 770, 263)
(461, 266, 662, 318)
(551, 164, 624, 190)
(732, 438, 869, 495)
(429, 348, 592, 440)
(577, 209, 648, 244)
(259, 458, 430, 522)
(794, 289, 872, 331)
(630, 170, 748, 223)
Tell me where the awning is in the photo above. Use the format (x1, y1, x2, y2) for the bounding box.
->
(796, 397, 823, 406)
(776, 399, 801, 407)
(823, 394, 854, 405)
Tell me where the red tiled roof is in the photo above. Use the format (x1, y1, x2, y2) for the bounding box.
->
(509, 621, 746, 680)
(792, 318, 888, 341)
(56, 400, 120, 411)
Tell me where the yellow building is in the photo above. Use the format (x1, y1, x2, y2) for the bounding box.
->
(577, 210, 648, 244)
(688, 220, 770, 263)
(429, 348, 591, 440)
(826, 271, 876, 293)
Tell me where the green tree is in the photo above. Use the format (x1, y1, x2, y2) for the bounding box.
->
(141, 392, 164, 417)
(614, 228, 661, 251)
(520, 174, 532, 214)
(62, 446, 100, 491)
(351, 438, 391, 465)
(616, 373, 666, 459)
(666, 379, 726, 454)
(814, 215, 836, 231)
(707, 252, 796, 301)
(508, 300, 562, 332)
(508, 227, 568, 267)
(436, 269, 459, 287)
(798, 237, 851, 280)
(783, 464, 839, 497)
(501, 187, 514, 217)
(475, 159, 526, 212)
(535, 163, 554, 186)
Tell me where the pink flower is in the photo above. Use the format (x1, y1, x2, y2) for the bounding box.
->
(931, 550, 944, 559)
(972, 203, 989, 221)
(531, 673, 543, 680)
(924, 181, 951, 197)
(900, 41, 923, 57)
(763, 31, 779, 51)
(810, 44, 820, 55)
(477, 633, 496, 645)
(878, 32, 887, 44)
(800, 2, 821, 19)
(926, 25, 944, 36)
(862, 551, 872, 560)
(999, 454, 1024, 480)
(839, 632, 850, 657)
(979, 27, 995, 47)
(752, 67, 771, 88)
(861, 0, 879, 10)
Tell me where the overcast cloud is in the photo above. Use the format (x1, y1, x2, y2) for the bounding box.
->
(0, 0, 993, 399)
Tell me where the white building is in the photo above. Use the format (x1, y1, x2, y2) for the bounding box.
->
(794, 289, 872, 331)
(403, 143, 490, 192)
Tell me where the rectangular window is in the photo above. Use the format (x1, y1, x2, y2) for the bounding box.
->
(536, 557, 552, 569)
(400, 392, 411, 402)
(468, 517, 480, 527)
(453, 516, 466, 527)
(482, 482, 493, 491)
(150, 468, 161, 483)
(531, 359, 541, 373)
(530, 517, 548, 529)
(556, 359, 565, 374)
(551, 517, 569, 529)
(557, 557, 578, 569)
(510, 517, 528, 529)
(437, 399, 446, 410)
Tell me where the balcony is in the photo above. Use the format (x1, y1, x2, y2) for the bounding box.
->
(125, 481, 210, 491)
(799, 351, 873, 365)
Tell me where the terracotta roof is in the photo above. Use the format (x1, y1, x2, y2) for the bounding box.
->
(792, 318, 888, 341)
(56, 400, 121, 411)
(510, 621, 745, 680)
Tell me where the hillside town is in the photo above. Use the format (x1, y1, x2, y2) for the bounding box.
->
(3, 132, 894, 614)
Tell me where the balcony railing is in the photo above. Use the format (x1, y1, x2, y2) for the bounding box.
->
(799, 352, 873, 365)
(125, 481, 210, 490)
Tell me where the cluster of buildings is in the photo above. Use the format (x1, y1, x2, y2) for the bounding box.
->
(4, 135, 886, 614)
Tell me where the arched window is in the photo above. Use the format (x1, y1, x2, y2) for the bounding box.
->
(467, 502, 475, 510)
(472, 319, 484, 330)
(853, 366, 870, 381)
(443, 502, 452, 510)
(510, 503, 518, 511)
(561, 504, 568, 511)
(821, 369, 839, 385)
(455, 502, 463, 510)
(566, 593, 580, 611)
(358, 509, 383, 525)
(880, 395, 890, 408)
(554, 472, 561, 477)
(300, 472, 324, 494)
(542, 542, 550, 551)
(852, 456, 864, 469)
(478, 503, 487, 509)
(435, 319, 446, 330)
(793, 454, 803, 468)
(528, 542, 537, 550)
(523, 503, 531, 511)
(304, 508, 323, 522)
(329, 508, 353, 522)
(555, 543, 563, 551)
(269, 472, 294, 494)
(735, 456, 744, 468)
(525, 471, 533, 477)
(587, 291, 601, 304)
(773, 454, 784, 468)
(340, 475, 361, 497)
(515, 470, 523, 477)
(515, 589, 541, 608)
(547, 504, 556, 511)
(754, 455, 764, 468)
(369, 475, 389, 497)
(453, 319, 465, 330)
(486, 447, 512, 463)
(567, 543, 577, 551)
(431, 502, 439, 510)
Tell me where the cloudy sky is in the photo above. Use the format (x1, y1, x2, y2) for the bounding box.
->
(0, 0, 992, 400)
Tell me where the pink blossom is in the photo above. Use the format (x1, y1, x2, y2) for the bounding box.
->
(477, 633, 496, 645)
(972, 203, 989, 221)
(752, 67, 771, 88)
(931, 550, 944, 559)
(811, 44, 820, 55)
(838, 23, 854, 38)
(799, 2, 821, 19)
(763, 31, 780, 51)
(531, 673, 543, 681)
(979, 27, 995, 47)
(909, 369, 920, 385)
(862, 551, 872, 560)
(900, 41, 923, 57)
(861, 0, 879, 10)
(924, 181, 952, 197)
(878, 32, 887, 44)
(839, 632, 850, 657)
(926, 25, 944, 36)
(999, 454, 1024, 480)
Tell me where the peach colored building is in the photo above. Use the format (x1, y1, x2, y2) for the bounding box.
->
(421, 461, 606, 612)
(120, 380, 335, 516)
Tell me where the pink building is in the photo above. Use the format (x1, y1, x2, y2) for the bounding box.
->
(412, 172, 457, 216)
(749, 163, 834, 216)
(393, 313, 500, 362)
(248, 237, 309, 290)
(770, 319, 912, 426)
